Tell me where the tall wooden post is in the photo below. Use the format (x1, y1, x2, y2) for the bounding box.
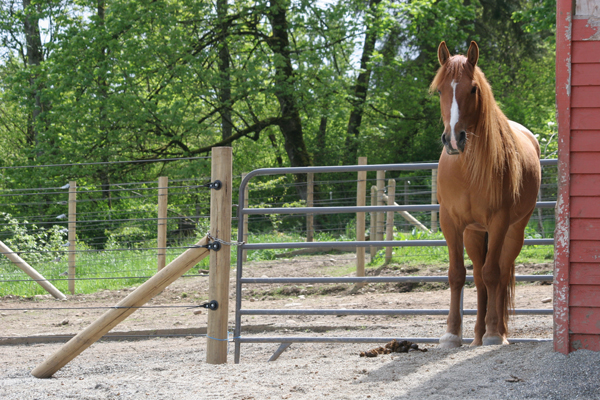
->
(431, 169, 438, 233)
(157, 176, 168, 271)
(385, 179, 396, 264)
(369, 186, 377, 259)
(242, 173, 249, 262)
(306, 172, 314, 242)
(356, 157, 367, 277)
(68, 181, 76, 295)
(376, 170, 385, 252)
(207, 147, 232, 364)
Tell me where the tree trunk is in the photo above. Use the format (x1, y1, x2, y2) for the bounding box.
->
(22, 0, 46, 148)
(345, 0, 382, 164)
(217, 0, 232, 141)
(266, 0, 311, 198)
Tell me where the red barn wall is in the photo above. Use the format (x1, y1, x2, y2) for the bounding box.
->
(555, 0, 600, 353)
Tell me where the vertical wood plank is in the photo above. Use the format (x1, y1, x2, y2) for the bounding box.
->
(376, 170, 385, 253)
(385, 179, 395, 264)
(207, 147, 233, 364)
(306, 172, 314, 242)
(68, 181, 77, 295)
(157, 177, 168, 271)
(370, 186, 377, 260)
(356, 157, 367, 278)
(554, 0, 573, 355)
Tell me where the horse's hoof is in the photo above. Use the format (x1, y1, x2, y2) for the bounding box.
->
(482, 335, 509, 346)
(469, 339, 483, 347)
(438, 333, 462, 348)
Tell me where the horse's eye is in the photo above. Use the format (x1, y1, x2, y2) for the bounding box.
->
(471, 86, 477, 94)
(437, 90, 441, 95)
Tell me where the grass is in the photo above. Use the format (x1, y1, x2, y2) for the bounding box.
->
(367, 228, 554, 270)
(0, 228, 554, 298)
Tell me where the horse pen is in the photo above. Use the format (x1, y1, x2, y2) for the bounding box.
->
(0, 143, 597, 398)
(3, 1, 600, 392)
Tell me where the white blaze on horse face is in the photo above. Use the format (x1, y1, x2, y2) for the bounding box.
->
(450, 80, 460, 150)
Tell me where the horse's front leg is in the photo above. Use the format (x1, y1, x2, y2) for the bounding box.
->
(464, 229, 488, 346)
(482, 215, 510, 345)
(438, 207, 466, 349)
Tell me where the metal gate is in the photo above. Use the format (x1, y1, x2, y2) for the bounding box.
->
(234, 160, 558, 363)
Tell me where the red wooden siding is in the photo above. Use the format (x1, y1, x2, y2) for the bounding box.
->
(571, 197, 600, 218)
(571, 334, 600, 351)
(571, 41, 600, 63)
(571, 153, 600, 173)
(570, 263, 600, 285)
(571, 219, 600, 240)
(561, 6, 600, 353)
(572, 64, 600, 86)
(571, 131, 600, 151)
(570, 285, 600, 307)
(571, 87, 600, 107)
(569, 307, 600, 334)
(570, 174, 600, 195)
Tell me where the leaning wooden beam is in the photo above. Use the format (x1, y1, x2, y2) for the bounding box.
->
(0, 240, 66, 300)
(31, 236, 210, 379)
(381, 194, 431, 234)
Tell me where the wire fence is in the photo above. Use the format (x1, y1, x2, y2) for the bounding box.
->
(0, 159, 557, 345)
(0, 161, 558, 296)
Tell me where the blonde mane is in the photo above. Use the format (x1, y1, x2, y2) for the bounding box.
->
(431, 56, 525, 208)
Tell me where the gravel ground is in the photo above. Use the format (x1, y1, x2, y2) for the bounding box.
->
(1, 333, 599, 400)
(2, 255, 596, 399)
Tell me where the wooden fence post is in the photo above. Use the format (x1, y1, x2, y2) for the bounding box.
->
(68, 181, 76, 295)
(157, 176, 168, 271)
(431, 169, 438, 233)
(207, 146, 233, 365)
(385, 179, 396, 264)
(242, 173, 249, 262)
(356, 157, 367, 278)
(376, 170, 385, 253)
(370, 185, 377, 259)
(306, 172, 314, 242)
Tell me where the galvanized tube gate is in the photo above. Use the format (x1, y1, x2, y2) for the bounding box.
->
(234, 160, 558, 363)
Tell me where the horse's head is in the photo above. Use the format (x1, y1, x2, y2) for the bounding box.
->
(431, 41, 480, 155)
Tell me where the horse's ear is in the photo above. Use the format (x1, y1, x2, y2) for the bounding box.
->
(438, 41, 450, 66)
(467, 41, 479, 67)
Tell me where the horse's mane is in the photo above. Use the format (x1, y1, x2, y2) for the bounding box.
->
(430, 55, 525, 208)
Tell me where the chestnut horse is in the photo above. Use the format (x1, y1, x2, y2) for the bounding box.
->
(430, 41, 541, 347)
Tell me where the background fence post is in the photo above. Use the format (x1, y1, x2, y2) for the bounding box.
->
(157, 176, 168, 271)
(356, 157, 367, 278)
(376, 170, 385, 253)
(242, 173, 249, 262)
(370, 185, 377, 260)
(385, 178, 396, 264)
(306, 172, 314, 242)
(207, 146, 232, 365)
(431, 169, 438, 233)
(68, 181, 76, 295)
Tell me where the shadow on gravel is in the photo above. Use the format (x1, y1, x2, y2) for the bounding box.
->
(357, 342, 600, 400)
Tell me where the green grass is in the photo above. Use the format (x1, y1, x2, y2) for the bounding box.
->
(368, 228, 554, 270)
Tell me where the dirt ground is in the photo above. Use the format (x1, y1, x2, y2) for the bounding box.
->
(0, 254, 554, 341)
(3, 254, 590, 400)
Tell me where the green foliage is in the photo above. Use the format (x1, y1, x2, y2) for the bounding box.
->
(0, 212, 67, 265)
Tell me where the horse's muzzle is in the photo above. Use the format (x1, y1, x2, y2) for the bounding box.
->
(441, 131, 466, 155)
